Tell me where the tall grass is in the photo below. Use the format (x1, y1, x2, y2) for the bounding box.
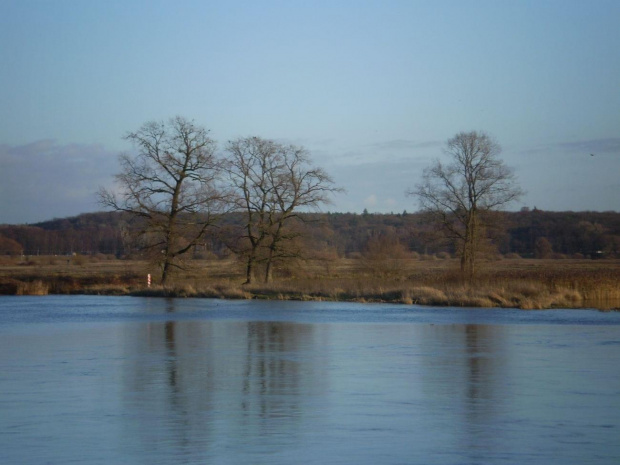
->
(16, 280, 49, 296)
(1, 256, 618, 310)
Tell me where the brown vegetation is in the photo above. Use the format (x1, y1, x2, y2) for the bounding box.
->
(409, 131, 523, 280)
(3, 209, 620, 265)
(1, 255, 618, 310)
(97, 117, 225, 285)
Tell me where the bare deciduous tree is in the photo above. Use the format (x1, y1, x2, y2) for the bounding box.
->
(98, 116, 225, 285)
(224, 136, 340, 283)
(361, 229, 410, 277)
(534, 236, 553, 259)
(408, 131, 523, 279)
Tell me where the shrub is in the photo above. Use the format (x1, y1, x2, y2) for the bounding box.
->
(16, 280, 49, 296)
(0, 278, 20, 294)
(410, 286, 448, 305)
(193, 250, 218, 260)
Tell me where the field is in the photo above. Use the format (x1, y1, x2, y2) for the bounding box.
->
(0, 255, 619, 310)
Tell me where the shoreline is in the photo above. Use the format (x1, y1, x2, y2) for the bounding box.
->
(2, 277, 617, 312)
(1, 257, 619, 311)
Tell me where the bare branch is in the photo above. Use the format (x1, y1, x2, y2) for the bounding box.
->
(408, 131, 523, 279)
(97, 116, 226, 284)
(223, 136, 341, 283)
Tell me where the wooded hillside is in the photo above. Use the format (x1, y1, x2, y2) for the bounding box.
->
(1, 209, 619, 259)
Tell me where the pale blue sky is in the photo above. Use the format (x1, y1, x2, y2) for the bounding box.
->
(1, 0, 619, 223)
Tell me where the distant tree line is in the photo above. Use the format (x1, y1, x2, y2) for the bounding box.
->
(2, 208, 619, 260)
(0, 212, 127, 257)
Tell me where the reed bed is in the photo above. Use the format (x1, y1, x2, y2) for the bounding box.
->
(1, 256, 618, 310)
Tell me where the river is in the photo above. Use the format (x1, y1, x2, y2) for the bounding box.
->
(1, 296, 619, 464)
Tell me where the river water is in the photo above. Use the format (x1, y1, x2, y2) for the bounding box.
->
(1, 296, 620, 465)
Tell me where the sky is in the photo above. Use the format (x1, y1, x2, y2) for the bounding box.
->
(1, 0, 619, 224)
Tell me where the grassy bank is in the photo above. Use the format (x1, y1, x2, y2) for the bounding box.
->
(1, 256, 618, 310)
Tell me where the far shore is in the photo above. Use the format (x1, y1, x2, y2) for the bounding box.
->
(1, 256, 618, 311)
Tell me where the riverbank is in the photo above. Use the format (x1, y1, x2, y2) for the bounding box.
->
(1, 256, 618, 310)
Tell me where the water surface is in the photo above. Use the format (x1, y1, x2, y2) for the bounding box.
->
(1, 296, 619, 464)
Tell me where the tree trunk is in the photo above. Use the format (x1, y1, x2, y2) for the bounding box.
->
(264, 247, 274, 283)
(244, 253, 255, 284)
(161, 257, 171, 286)
(461, 211, 478, 282)
(460, 247, 475, 282)
(264, 223, 283, 283)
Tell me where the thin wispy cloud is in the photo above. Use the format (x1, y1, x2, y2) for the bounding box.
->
(327, 155, 428, 214)
(316, 139, 440, 168)
(366, 139, 443, 151)
(518, 138, 620, 157)
(0, 141, 117, 224)
(557, 138, 620, 154)
(363, 194, 377, 208)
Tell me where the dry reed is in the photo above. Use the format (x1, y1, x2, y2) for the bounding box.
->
(1, 256, 618, 310)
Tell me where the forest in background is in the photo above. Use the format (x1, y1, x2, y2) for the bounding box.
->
(1, 208, 619, 261)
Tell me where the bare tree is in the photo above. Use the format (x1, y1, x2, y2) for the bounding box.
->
(224, 136, 340, 283)
(98, 116, 225, 285)
(223, 137, 277, 284)
(408, 131, 523, 279)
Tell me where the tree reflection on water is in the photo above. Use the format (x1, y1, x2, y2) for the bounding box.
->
(121, 300, 326, 458)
